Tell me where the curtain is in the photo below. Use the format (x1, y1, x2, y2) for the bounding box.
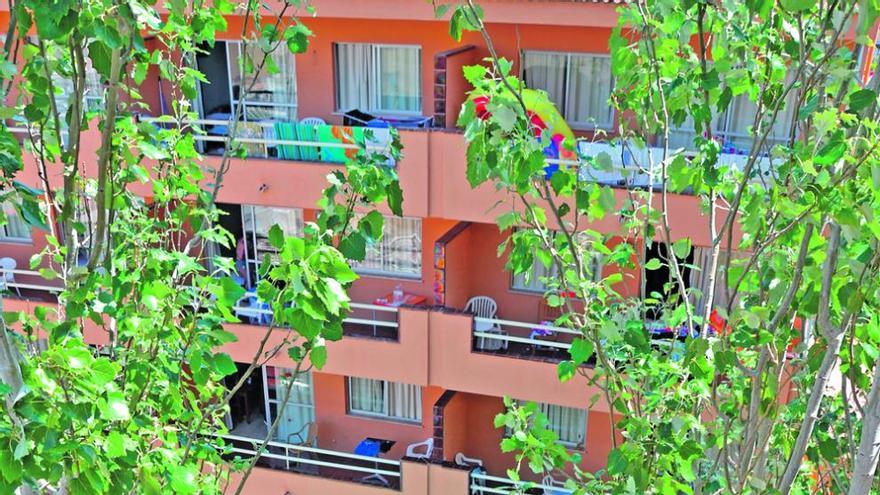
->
(228, 41, 297, 121)
(349, 377, 385, 415)
(1, 201, 30, 240)
(523, 51, 567, 114)
(354, 215, 421, 277)
(541, 403, 587, 446)
(377, 46, 421, 113)
(335, 43, 371, 112)
(512, 255, 556, 292)
(387, 382, 422, 421)
(566, 54, 613, 128)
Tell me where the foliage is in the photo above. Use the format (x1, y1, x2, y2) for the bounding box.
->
(0, 0, 403, 494)
(439, 0, 880, 494)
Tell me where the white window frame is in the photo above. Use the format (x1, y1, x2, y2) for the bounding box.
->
(225, 40, 299, 121)
(510, 230, 603, 293)
(0, 201, 31, 243)
(334, 42, 423, 116)
(521, 49, 615, 130)
(347, 377, 422, 424)
(240, 205, 304, 288)
(352, 215, 422, 280)
(506, 400, 588, 449)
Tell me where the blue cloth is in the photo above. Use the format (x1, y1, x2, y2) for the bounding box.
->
(354, 439, 381, 457)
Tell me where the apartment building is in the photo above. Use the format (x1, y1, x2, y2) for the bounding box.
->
(0, 1, 803, 494)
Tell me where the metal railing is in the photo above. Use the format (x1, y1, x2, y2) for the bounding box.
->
(138, 117, 393, 153)
(470, 472, 573, 494)
(232, 301, 400, 330)
(218, 433, 402, 483)
(473, 316, 580, 351)
(0, 269, 62, 295)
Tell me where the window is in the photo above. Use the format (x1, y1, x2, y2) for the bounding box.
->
(0, 201, 30, 242)
(335, 43, 422, 114)
(352, 216, 421, 279)
(56, 50, 105, 117)
(195, 40, 297, 122)
(348, 377, 422, 422)
(507, 401, 587, 448)
(522, 50, 614, 129)
(510, 231, 603, 293)
(239, 206, 303, 287)
(263, 367, 314, 442)
(668, 81, 796, 151)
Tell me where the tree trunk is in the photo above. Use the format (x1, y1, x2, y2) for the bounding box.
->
(0, 293, 24, 406)
(848, 358, 880, 495)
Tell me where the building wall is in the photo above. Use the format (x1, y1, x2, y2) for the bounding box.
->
(311, 372, 444, 460)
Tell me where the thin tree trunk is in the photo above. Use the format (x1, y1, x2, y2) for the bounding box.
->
(848, 357, 880, 495)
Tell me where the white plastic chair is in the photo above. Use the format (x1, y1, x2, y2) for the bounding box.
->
(405, 438, 434, 460)
(299, 117, 326, 127)
(0, 257, 20, 297)
(455, 452, 483, 467)
(464, 296, 497, 319)
(465, 296, 507, 351)
(542, 474, 571, 495)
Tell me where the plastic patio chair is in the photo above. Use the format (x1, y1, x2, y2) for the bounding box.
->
(0, 257, 20, 297)
(454, 452, 483, 467)
(405, 438, 434, 460)
(542, 474, 571, 495)
(465, 296, 507, 351)
(299, 117, 326, 127)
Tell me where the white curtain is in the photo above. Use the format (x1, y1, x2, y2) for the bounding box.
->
(349, 377, 385, 415)
(376, 46, 421, 113)
(566, 54, 613, 128)
(387, 382, 422, 421)
(1, 201, 30, 240)
(354, 216, 421, 278)
(228, 41, 297, 121)
(512, 255, 556, 292)
(541, 403, 586, 446)
(335, 43, 371, 111)
(241, 206, 303, 285)
(523, 51, 567, 114)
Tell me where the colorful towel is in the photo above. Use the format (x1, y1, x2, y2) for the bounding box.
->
(274, 122, 300, 160)
(316, 125, 365, 164)
(294, 122, 320, 161)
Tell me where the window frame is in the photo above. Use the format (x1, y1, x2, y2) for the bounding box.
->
(240, 205, 304, 288)
(334, 42, 423, 117)
(0, 201, 32, 244)
(506, 400, 588, 449)
(225, 40, 299, 121)
(346, 377, 423, 424)
(521, 49, 615, 131)
(351, 215, 422, 280)
(509, 230, 604, 294)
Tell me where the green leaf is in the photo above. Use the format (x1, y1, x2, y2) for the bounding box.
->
(849, 89, 877, 112)
(100, 390, 130, 421)
(645, 258, 663, 270)
(780, 0, 815, 11)
(557, 360, 576, 382)
(211, 353, 237, 377)
(310, 345, 328, 369)
(339, 232, 367, 261)
(569, 338, 594, 365)
(267, 224, 284, 249)
(672, 238, 692, 260)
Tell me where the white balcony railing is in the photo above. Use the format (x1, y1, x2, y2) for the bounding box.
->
(218, 433, 402, 483)
(472, 317, 580, 352)
(0, 268, 62, 296)
(233, 301, 399, 332)
(470, 472, 573, 494)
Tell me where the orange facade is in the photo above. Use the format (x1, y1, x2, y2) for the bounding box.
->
(0, 2, 744, 494)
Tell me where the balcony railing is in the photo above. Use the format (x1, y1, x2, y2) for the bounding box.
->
(218, 433, 402, 488)
(470, 471, 573, 495)
(233, 301, 400, 339)
(472, 317, 581, 363)
(0, 268, 62, 298)
(138, 117, 394, 163)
